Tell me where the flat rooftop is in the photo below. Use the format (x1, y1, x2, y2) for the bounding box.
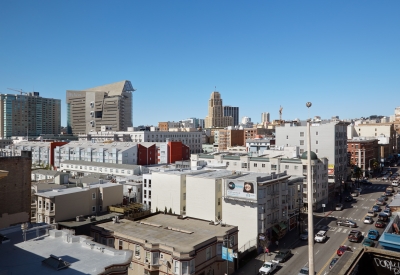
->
(36, 182, 119, 198)
(98, 214, 236, 252)
(0, 229, 131, 275)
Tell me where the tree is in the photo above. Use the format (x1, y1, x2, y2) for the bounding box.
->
(168, 208, 172, 214)
(156, 207, 159, 213)
(372, 160, 379, 171)
(353, 166, 362, 181)
(164, 207, 167, 214)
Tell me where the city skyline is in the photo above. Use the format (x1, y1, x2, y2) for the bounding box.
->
(1, 1, 399, 127)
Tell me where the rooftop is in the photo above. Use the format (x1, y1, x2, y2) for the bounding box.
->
(36, 182, 120, 198)
(62, 160, 140, 170)
(98, 214, 236, 253)
(0, 229, 131, 275)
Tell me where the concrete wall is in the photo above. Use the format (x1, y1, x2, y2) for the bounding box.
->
(151, 172, 184, 214)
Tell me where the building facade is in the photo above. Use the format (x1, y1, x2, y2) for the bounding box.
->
(347, 139, 379, 175)
(0, 92, 61, 138)
(275, 120, 349, 200)
(66, 80, 135, 134)
(214, 129, 244, 151)
(261, 112, 270, 125)
(224, 106, 239, 126)
(205, 91, 233, 128)
(0, 151, 32, 228)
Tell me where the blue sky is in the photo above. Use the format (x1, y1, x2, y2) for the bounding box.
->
(1, 1, 399, 127)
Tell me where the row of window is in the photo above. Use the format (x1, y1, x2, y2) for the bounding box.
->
(61, 164, 132, 174)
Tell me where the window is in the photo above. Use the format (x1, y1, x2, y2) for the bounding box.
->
(99, 205, 103, 212)
(300, 149, 304, 154)
(92, 193, 96, 199)
(254, 163, 257, 167)
(262, 164, 265, 168)
(294, 166, 298, 170)
(316, 131, 319, 135)
(119, 239, 123, 250)
(183, 193, 186, 200)
(174, 260, 180, 274)
(286, 135, 288, 139)
(206, 247, 212, 260)
(50, 202, 54, 211)
(92, 206, 96, 212)
(108, 238, 114, 247)
(218, 198, 221, 206)
(241, 163, 248, 168)
(145, 251, 151, 263)
(300, 140, 304, 145)
(285, 165, 289, 169)
(217, 243, 222, 255)
(38, 200, 42, 208)
(151, 252, 159, 265)
(300, 132, 304, 137)
(316, 140, 319, 145)
(271, 165, 277, 170)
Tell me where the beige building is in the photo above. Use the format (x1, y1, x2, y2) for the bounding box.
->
(34, 182, 123, 224)
(0, 151, 32, 229)
(205, 91, 233, 128)
(0, 92, 61, 138)
(92, 213, 239, 275)
(66, 80, 135, 135)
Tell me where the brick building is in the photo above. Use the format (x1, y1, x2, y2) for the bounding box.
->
(0, 151, 32, 228)
(347, 139, 379, 175)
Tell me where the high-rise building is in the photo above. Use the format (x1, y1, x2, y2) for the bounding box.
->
(205, 91, 233, 128)
(0, 92, 61, 138)
(66, 80, 135, 134)
(261, 112, 270, 124)
(224, 106, 239, 126)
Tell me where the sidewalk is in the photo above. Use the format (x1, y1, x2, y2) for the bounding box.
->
(232, 211, 333, 275)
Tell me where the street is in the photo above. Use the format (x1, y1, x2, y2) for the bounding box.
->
(234, 171, 398, 275)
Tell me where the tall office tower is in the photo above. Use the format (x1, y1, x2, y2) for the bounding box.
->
(224, 106, 239, 126)
(66, 80, 135, 134)
(261, 112, 270, 124)
(0, 92, 61, 138)
(205, 91, 233, 128)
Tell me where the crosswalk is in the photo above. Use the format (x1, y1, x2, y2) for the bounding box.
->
(362, 185, 388, 190)
(314, 224, 367, 236)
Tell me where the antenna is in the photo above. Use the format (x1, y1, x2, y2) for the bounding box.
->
(279, 106, 283, 123)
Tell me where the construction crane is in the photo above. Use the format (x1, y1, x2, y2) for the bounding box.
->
(7, 88, 28, 95)
(279, 106, 283, 122)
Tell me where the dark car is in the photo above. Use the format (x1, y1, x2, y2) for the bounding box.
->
(273, 249, 291, 263)
(380, 195, 388, 201)
(345, 196, 354, 202)
(376, 198, 386, 206)
(348, 230, 362, 242)
(378, 213, 389, 222)
(329, 258, 339, 270)
(300, 229, 308, 241)
(375, 221, 386, 228)
(336, 219, 357, 228)
(337, 245, 352, 256)
(362, 238, 375, 247)
(372, 205, 381, 212)
(385, 191, 393, 197)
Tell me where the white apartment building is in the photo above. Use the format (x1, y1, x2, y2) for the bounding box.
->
(60, 160, 143, 177)
(54, 141, 138, 168)
(275, 119, 348, 199)
(79, 129, 205, 153)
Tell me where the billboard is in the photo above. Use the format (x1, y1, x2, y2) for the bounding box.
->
(328, 164, 335, 175)
(225, 180, 257, 200)
(222, 247, 234, 262)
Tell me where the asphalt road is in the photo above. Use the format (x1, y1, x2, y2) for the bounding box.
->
(272, 178, 396, 275)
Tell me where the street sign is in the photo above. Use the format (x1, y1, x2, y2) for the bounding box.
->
(322, 204, 326, 207)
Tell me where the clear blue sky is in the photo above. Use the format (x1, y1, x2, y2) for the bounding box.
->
(1, 1, 399, 127)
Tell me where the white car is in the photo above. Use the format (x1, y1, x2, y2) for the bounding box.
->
(364, 216, 373, 224)
(259, 261, 278, 275)
(314, 230, 327, 243)
(392, 181, 399, 187)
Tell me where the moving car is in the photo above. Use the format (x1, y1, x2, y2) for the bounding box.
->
(372, 205, 381, 212)
(329, 258, 339, 270)
(337, 245, 351, 256)
(392, 180, 399, 187)
(336, 219, 357, 228)
(259, 261, 278, 275)
(375, 221, 386, 228)
(335, 204, 343, 211)
(273, 249, 291, 263)
(314, 230, 327, 243)
(367, 210, 377, 217)
(368, 229, 380, 240)
(298, 267, 311, 275)
(300, 229, 308, 241)
(348, 230, 362, 242)
(362, 238, 375, 247)
(364, 216, 373, 224)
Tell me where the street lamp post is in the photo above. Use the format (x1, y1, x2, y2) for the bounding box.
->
(368, 158, 375, 177)
(306, 102, 314, 275)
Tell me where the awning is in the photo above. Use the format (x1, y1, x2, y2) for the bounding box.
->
(279, 222, 287, 230)
(272, 226, 279, 234)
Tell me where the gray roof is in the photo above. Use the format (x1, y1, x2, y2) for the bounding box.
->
(85, 80, 135, 96)
(0, 229, 132, 274)
(389, 194, 400, 207)
(97, 214, 237, 253)
(36, 182, 119, 198)
(32, 169, 60, 176)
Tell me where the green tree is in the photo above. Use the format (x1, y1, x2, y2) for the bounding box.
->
(156, 207, 159, 212)
(353, 166, 362, 181)
(164, 207, 167, 214)
(168, 208, 172, 214)
(372, 160, 379, 171)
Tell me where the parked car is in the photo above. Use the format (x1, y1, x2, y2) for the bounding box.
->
(348, 230, 362, 242)
(375, 221, 386, 228)
(335, 203, 343, 211)
(345, 196, 354, 202)
(364, 216, 373, 224)
(362, 238, 375, 247)
(383, 209, 392, 216)
(300, 229, 308, 241)
(314, 230, 327, 243)
(386, 186, 394, 194)
(385, 191, 393, 197)
(372, 205, 381, 212)
(337, 245, 352, 256)
(259, 261, 278, 275)
(273, 249, 291, 263)
(376, 198, 385, 206)
(329, 258, 339, 270)
(298, 267, 312, 275)
(368, 229, 380, 240)
(378, 213, 389, 222)
(392, 180, 399, 187)
(380, 194, 388, 201)
(336, 219, 357, 228)
(351, 191, 359, 197)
